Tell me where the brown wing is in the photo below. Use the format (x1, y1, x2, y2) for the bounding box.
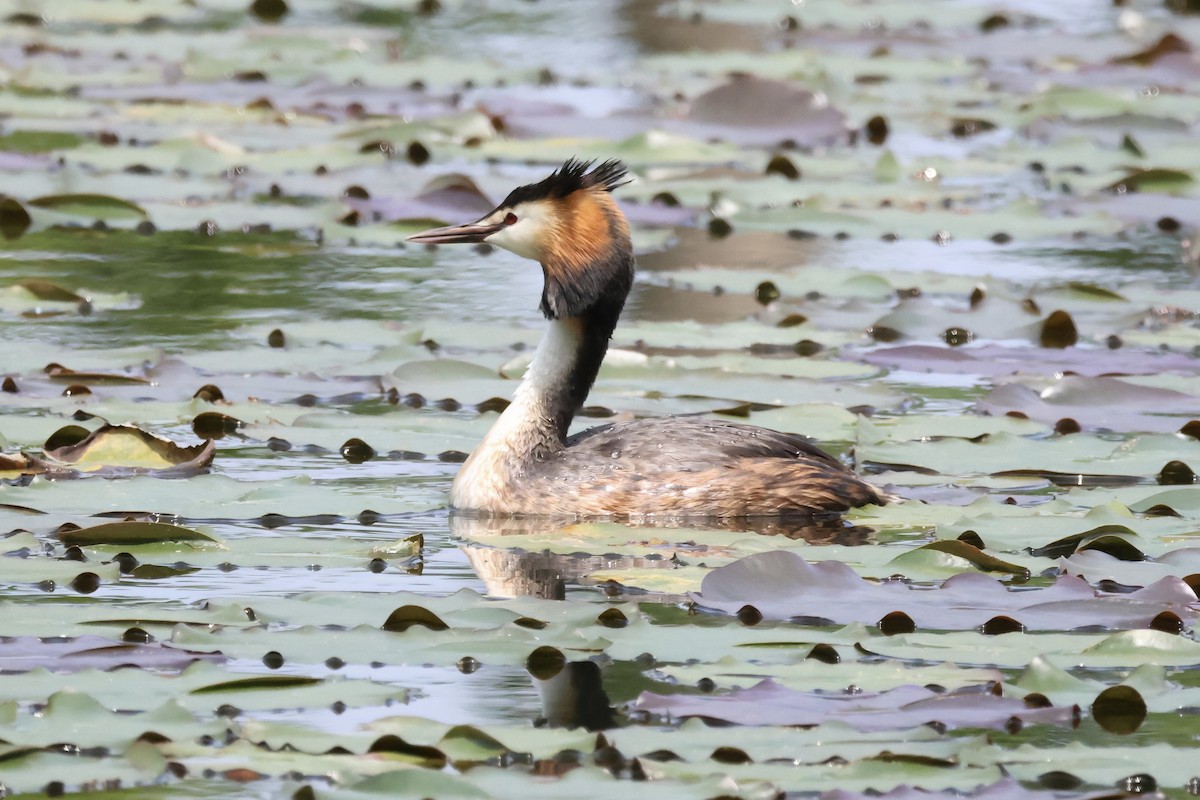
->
(543, 417, 882, 516)
(564, 416, 848, 472)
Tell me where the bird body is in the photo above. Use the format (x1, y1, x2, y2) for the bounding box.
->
(408, 159, 885, 518)
(455, 413, 881, 517)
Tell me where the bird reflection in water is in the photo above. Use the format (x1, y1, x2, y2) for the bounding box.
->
(453, 515, 868, 729)
(451, 514, 870, 731)
(449, 513, 872, 599)
(526, 645, 616, 732)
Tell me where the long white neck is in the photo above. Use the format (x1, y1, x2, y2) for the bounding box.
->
(450, 318, 585, 512)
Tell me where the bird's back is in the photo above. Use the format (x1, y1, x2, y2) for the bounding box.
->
(507, 417, 883, 517)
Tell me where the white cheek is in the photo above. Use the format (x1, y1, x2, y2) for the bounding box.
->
(486, 202, 554, 262)
(488, 222, 541, 261)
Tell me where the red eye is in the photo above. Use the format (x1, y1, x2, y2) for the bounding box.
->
(504, 212, 518, 225)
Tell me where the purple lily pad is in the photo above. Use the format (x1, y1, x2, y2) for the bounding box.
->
(824, 779, 1125, 800)
(83, 80, 437, 121)
(691, 551, 1197, 631)
(0, 152, 51, 170)
(861, 344, 1200, 378)
(976, 377, 1200, 433)
(350, 173, 496, 224)
(0, 635, 224, 673)
(635, 678, 1076, 731)
(665, 75, 848, 147)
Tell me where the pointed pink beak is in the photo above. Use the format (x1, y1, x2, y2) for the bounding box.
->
(407, 219, 504, 245)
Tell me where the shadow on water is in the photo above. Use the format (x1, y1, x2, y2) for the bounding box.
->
(450, 513, 873, 599)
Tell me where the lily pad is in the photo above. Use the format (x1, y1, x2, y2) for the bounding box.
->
(28, 193, 148, 220)
(0, 635, 224, 674)
(0, 197, 32, 239)
(42, 424, 215, 474)
(635, 678, 1076, 731)
(691, 551, 1197, 631)
(56, 520, 218, 546)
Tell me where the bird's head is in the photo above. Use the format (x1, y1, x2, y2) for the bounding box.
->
(409, 159, 634, 320)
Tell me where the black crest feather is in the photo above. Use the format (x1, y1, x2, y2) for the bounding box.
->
(500, 158, 630, 208)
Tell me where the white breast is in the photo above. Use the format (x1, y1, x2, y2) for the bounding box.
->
(449, 318, 581, 513)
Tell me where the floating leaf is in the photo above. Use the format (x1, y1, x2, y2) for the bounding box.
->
(249, 0, 289, 22)
(190, 676, 321, 694)
(862, 344, 1200, 380)
(57, 521, 217, 547)
(0, 131, 83, 153)
(1063, 282, 1127, 301)
(692, 552, 1196, 631)
(14, 279, 84, 302)
(28, 193, 148, 220)
(438, 724, 509, 762)
(193, 411, 244, 440)
(378, 173, 495, 224)
(1091, 685, 1147, 734)
(1040, 310, 1078, 348)
(1110, 32, 1192, 66)
(889, 540, 1030, 577)
(1104, 168, 1194, 194)
(42, 424, 215, 474)
(0, 635, 223, 673)
(0, 197, 31, 240)
(382, 605, 449, 633)
(44, 365, 150, 386)
(976, 377, 1200, 433)
(684, 75, 847, 146)
(635, 678, 1075, 731)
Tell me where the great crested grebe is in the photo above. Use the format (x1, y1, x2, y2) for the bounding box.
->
(409, 159, 886, 518)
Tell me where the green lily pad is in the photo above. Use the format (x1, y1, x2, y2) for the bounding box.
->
(0, 130, 84, 153)
(1105, 167, 1194, 193)
(42, 424, 215, 474)
(189, 675, 323, 694)
(887, 540, 1030, 577)
(0, 196, 32, 239)
(56, 520, 218, 546)
(28, 193, 148, 219)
